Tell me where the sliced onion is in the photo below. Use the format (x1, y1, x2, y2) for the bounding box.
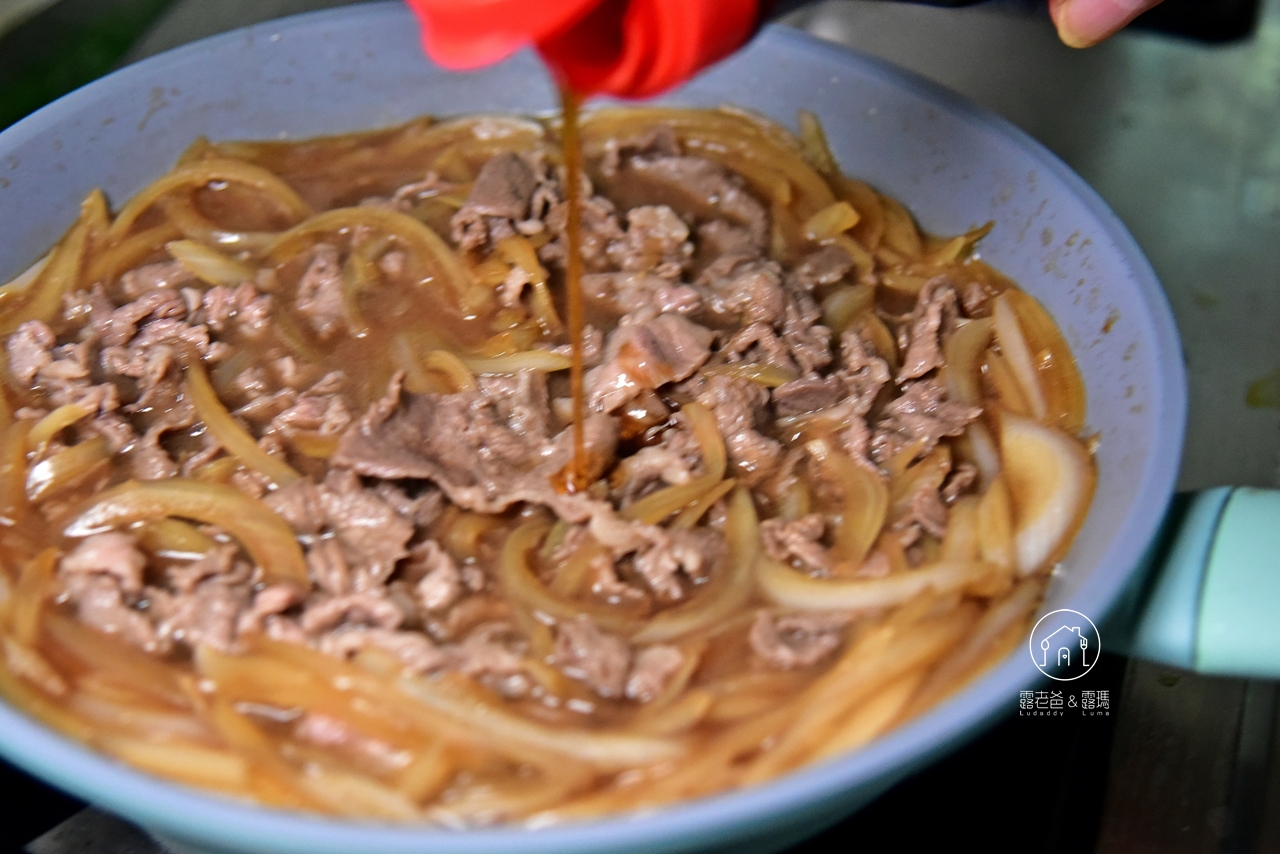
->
(999, 412, 1096, 575)
(994, 294, 1048, 420)
(944, 318, 994, 406)
(185, 358, 300, 487)
(758, 556, 993, 612)
(65, 479, 307, 585)
(166, 240, 255, 287)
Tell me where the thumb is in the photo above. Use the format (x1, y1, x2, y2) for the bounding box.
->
(1050, 0, 1165, 48)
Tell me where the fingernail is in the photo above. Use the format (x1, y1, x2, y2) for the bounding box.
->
(1053, 0, 1147, 48)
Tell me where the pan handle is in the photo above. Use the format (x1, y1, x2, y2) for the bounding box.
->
(1130, 487, 1280, 676)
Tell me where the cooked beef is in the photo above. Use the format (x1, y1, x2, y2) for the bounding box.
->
(333, 373, 582, 513)
(202, 281, 273, 337)
(102, 288, 188, 347)
(836, 329, 891, 415)
(61, 533, 146, 594)
(790, 245, 853, 292)
(942, 462, 979, 504)
(613, 155, 769, 245)
(723, 322, 797, 374)
(317, 470, 415, 587)
(414, 541, 463, 612)
(538, 183, 626, 273)
(773, 374, 844, 418)
(612, 421, 701, 505)
(264, 393, 352, 442)
(300, 592, 405, 634)
(695, 220, 762, 272)
(625, 645, 684, 702)
(696, 374, 781, 486)
(632, 527, 723, 602)
(598, 125, 681, 177)
(582, 272, 702, 318)
(61, 573, 162, 652)
(553, 616, 632, 699)
(700, 260, 786, 326)
(118, 260, 195, 299)
(6, 321, 54, 385)
(781, 295, 833, 374)
(451, 152, 539, 252)
(587, 313, 714, 413)
(760, 514, 831, 573)
(317, 626, 447, 675)
(590, 554, 650, 609)
(895, 481, 950, 543)
(897, 279, 960, 382)
(450, 623, 530, 697)
(750, 611, 850, 669)
(870, 377, 982, 464)
(476, 371, 552, 442)
(149, 575, 252, 653)
(295, 244, 345, 338)
(607, 205, 692, 277)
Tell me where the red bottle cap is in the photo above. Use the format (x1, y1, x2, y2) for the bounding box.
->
(405, 0, 763, 99)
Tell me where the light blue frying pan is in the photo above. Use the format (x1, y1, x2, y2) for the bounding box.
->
(0, 4, 1267, 853)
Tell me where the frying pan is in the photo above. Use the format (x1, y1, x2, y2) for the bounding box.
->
(0, 3, 1243, 852)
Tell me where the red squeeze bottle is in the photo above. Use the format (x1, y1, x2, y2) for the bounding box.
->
(403, 0, 766, 99)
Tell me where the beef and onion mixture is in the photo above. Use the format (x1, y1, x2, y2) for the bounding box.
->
(0, 108, 1094, 822)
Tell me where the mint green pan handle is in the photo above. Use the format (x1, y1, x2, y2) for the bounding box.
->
(1130, 487, 1280, 677)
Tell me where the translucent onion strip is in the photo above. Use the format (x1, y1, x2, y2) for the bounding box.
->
(742, 603, 978, 783)
(0, 214, 89, 336)
(460, 351, 571, 375)
(821, 284, 875, 335)
(797, 109, 838, 176)
(107, 158, 312, 242)
(803, 201, 860, 242)
(976, 475, 1015, 575)
(25, 437, 110, 502)
(1000, 289, 1087, 434)
(26, 402, 94, 451)
(758, 556, 994, 612)
(499, 522, 644, 636)
(158, 194, 275, 252)
(184, 359, 300, 487)
(65, 479, 307, 585)
(993, 294, 1048, 420)
(672, 478, 736, 530)
(877, 194, 923, 260)
(83, 221, 183, 288)
(944, 318, 994, 406)
(166, 240, 255, 288)
(702, 362, 797, 389)
(420, 351, 476, 391)
(0, 420, 32, 523)
(810, 439, 888, 571)
(622, 403, 725, 525)
(0, 252, 50, 316)
(999, 413, 1096, 575)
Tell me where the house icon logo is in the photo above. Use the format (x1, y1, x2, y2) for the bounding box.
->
(1028, 609, 1100, 681)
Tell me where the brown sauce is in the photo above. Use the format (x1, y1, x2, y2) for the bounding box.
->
(0, 106, 1098, 825)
